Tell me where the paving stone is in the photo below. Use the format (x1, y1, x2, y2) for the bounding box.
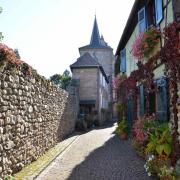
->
(36, 123, 155, 180)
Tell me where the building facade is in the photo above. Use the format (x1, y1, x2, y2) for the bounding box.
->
(70, 16, 115, 123)
(115, 0, 180, 161)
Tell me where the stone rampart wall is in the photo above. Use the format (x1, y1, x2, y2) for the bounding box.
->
(0, 44, 77, 178)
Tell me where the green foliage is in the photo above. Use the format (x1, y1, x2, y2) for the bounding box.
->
(145, 123, 172, 157)
(141, 27, 161, 58)
(76, 111, 99, 131)
(60, 70, 71, 89)
(50, 69, 71, 89)
(144, 155, 172, 177)
(132, 139, 145, 158)
(75, 119, 87, 131)
(143, 117, 160, 134)
(50, 74, 61, 86)
(133, 116, 174, 179)
(116, 119, 128, 135)
(158, 165, 177, 180)
(21, 62, 32, 75)
(0, 7, 3, 42)
(116, 103, 125, 113)
(144, 155, 157, 175)
(85, 114, 94, 128)
(4, 175, 14, 180)
(0, 32, 3, 42)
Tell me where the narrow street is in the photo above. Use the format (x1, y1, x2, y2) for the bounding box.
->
(36, 123, 153, 180)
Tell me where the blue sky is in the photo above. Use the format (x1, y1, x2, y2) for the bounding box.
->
(0, 0, 134, 78)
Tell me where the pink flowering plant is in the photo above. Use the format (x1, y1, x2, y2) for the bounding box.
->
(132, 115, 174, 179)
(132, 115, 158, 157)
(142, 115, 160, 135)
(112, 74, 126, 90)
(0, 43, 17, 63)
(0, 43, 32, 75)
(131, 27, 161, 61)
(131, 33, 144, 61)
(132, 118, 148, 157)
(133, 118, 148, 143)
(141, 27, 161, 58)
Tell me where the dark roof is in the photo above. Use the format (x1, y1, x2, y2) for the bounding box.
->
(79, 16, 112, 50)
(90, 15, 101, 46)
(70, 52, 101, 68)
(115, 0, 145, 56)
(70, 52, 109, 83)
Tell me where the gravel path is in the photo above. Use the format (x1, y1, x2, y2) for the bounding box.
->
(36, 123, 154, 180)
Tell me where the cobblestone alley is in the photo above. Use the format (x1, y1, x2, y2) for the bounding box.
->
(36, 123, 154, 180)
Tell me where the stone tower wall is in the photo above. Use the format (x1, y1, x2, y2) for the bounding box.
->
(79, 49, 115, 104)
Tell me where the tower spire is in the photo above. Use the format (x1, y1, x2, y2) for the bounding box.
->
(90, 16, 101, 46)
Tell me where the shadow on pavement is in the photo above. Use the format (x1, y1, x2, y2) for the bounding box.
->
(67, 134, 156, 180)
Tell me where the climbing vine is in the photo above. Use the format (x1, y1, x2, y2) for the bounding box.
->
(160, 21, 180, 165)
(116, 21, 180, 164)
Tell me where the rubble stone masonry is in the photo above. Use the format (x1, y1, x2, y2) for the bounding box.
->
(0, 65, 77, 178)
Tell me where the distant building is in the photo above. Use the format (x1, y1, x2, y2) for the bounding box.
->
(70, 16, 115, 123)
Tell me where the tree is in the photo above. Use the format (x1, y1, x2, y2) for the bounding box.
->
(50, 70, 71, 90)
(0, 6, 3, 42)
(60, 70, 72, 89)
(0, 32, 3, 42)
(50, 74, 61, 86)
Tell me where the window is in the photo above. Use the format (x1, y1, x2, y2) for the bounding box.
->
(174, 0, 180, 22)
(156, 78, 169, 121)
(149, 86, 156, 114)
(147, 0, 155, 27)
(120, 48, 126, 73)
(155, 0, 163, 25)
(138, 7, 146, 32)
(139, 84, 145, 117)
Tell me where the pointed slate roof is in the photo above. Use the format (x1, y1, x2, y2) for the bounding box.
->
(90, 16, 101, 46)
(70, 52, 109, 83)
(79, 16, 112, 50)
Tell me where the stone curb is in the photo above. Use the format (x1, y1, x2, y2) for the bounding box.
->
(14, 133, 80, 180)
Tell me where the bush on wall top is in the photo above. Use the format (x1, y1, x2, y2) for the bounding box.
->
(0, 43, 54, 89)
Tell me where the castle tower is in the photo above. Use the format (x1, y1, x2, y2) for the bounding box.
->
(79, 16, 115, 106)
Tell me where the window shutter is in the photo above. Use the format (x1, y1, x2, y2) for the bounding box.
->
(155, 0, 163, 25)
(156, 78, 168, 121)
(120, 49, 126, 73)
(139, 85, 145, 117)
(138, 7, 146, 32)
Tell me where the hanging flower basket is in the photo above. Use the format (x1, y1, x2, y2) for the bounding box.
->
(131, 32, 144, 61)
(141, 27, 161, 58)
(131, 27, 161, 61)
